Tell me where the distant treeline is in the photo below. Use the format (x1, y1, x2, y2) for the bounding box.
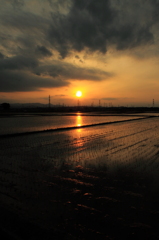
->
(1, 105, 159, 114)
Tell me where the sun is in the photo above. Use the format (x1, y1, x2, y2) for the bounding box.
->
(76, 91, 82, 97)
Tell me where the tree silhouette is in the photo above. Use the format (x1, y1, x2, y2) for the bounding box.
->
(1, 103, 10, 110)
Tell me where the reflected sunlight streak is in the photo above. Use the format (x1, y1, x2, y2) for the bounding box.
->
(76, 114, 83, 133)
(76, 115, 82, 127)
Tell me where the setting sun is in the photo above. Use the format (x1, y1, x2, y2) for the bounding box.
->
(76, 91, 82, 97)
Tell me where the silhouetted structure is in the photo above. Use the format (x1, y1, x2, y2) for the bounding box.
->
(1, 103, 10, 111)
(49, 95, 51, 108)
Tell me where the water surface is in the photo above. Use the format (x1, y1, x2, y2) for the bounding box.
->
(0, 114, 144, 135)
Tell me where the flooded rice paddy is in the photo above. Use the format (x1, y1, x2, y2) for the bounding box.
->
(0, 113, 144, 135)
(1, 115, 159, 239)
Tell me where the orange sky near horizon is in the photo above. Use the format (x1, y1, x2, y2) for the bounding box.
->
(1, 0, 159, 107)
(4, 55, 158, 107)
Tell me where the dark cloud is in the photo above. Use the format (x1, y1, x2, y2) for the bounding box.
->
(0, 8, 50, 58)
(0, 55, 38, 71)
(34, 60, 113, 81)
(1, 0, 159, 59)
(49, 0, 113, 57)
(36, 46, 53, 57)
(0, 70, 68, 92)
(48, 0, 158, 57)
(13, 0, 24, 7)
(75, 55, 84, 63)
(0, 53, 4, 59)
(3, 0, 24, 8)
(48, 0, 72, 14)
(0, 55, 113, 92)
(0, 10, 49, 32)
(0, 53, 69, 92)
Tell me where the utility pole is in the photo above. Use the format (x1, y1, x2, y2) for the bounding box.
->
(153, 99, 154, 107)
(49, 95, 51, 108)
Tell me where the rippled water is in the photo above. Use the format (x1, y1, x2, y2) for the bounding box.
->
(1, 116, 159, 238)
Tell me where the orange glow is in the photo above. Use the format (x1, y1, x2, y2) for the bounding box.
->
(76, 91, 82, 97)
(76, 114, 82, 127)
(76, 114, 83, 135)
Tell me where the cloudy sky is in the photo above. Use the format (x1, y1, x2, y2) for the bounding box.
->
(1, 0, 159, 107)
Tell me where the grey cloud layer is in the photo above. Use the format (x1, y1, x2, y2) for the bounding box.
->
(0, 70, 68, 92)
(34, 61, 112, 81)
(0, 54, 111, 91)
(48, 0, 158, 57)
(0, 0, 159, 92)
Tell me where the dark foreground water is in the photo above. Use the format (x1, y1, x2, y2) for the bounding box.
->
(1, 116, 159, 239)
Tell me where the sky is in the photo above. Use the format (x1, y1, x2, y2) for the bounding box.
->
(1, 0, 159, 107)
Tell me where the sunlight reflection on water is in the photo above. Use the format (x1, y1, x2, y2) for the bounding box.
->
(0, 113, 144, 135)
(76, 114, 82, 127)
(1, 117, 159, 233)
